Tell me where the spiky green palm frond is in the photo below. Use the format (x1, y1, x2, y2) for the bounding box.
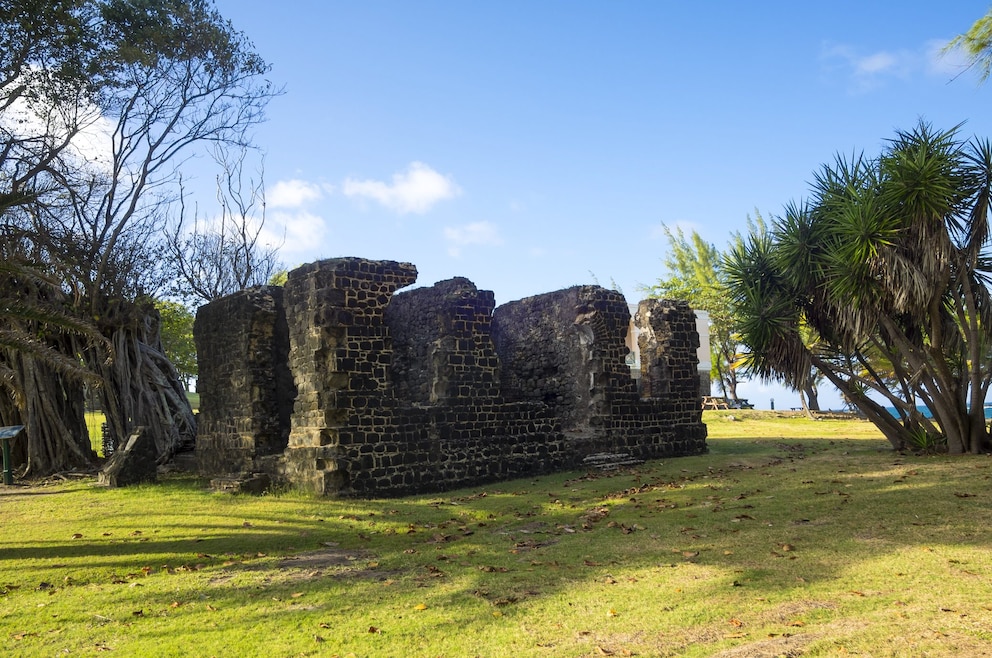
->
(0, 257, 105, 392)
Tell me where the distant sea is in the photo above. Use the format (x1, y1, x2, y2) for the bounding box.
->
(883, 405, 992, 420)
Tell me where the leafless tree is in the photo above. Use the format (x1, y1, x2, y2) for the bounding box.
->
(0, 0, 278, 473)
(167, 145, 283, 304)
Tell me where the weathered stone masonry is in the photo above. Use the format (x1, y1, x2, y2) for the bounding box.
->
(194, 286, 294, 476)
(194, 257, 707, 497)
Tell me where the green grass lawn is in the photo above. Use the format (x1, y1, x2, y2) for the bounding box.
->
(85, 392, 198, 457)
(85, 412, 105, 456)
(3, 411, 992, 656)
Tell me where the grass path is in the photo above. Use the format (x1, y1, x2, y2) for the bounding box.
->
(2, 412, 991, 656)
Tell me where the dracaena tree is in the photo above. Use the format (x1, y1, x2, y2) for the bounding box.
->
(726, 122, 992, 454)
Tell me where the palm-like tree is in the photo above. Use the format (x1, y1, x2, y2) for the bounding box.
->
(726, 123, 992, 453)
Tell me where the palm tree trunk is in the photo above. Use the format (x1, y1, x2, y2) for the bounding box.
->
(803, 379, 820, 411)
(815, 361, 907, 450)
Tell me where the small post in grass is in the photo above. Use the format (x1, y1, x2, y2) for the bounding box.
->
(0, 425, 24, 485)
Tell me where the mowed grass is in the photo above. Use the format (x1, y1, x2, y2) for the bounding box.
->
(85, 393, 198, 457)
(85, 413, 105, 456)
(3, 411, 992, 657)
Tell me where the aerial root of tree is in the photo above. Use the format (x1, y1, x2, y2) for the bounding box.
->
(89, 315, 195, 465)
(0, 349, 92, 475)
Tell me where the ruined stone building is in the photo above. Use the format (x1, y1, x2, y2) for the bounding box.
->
(193, 257, 707, 497)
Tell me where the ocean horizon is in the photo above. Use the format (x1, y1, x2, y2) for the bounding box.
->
(883, 405, 992, 420)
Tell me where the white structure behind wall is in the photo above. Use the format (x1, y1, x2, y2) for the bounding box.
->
(695, 310, 711, 397)
(627, 305, 711, 397)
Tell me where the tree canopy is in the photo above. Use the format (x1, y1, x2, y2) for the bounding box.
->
(167, 145, 282, 305)
(725, 122, 992, 454)
(155, 299, 196, 390)
(947, 8, 992, 82)
(0, 0, 276, 474)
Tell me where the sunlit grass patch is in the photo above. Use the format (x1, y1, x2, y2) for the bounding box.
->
(85, 412, 104, 456)
(3, 416, 992, 656)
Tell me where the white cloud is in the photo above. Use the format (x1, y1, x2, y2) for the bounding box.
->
(267, 179, 330, 208)
(442, 221, 503, 257)
(342, 161, 461, 214)
(855, 51, 900, 76)
(0, 94, 112, 172)
(263, 210, 329, 261)
(821, 35, 981, 90)
(67, 114, 116, 168)
(820, 41, 919, 91)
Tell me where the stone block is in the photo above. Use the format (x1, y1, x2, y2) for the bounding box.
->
(99, 427, 157, 487)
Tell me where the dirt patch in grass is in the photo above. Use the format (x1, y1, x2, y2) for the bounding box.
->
(711, 633, 814, 658)
(278, 548, 375, 570)
(272, 548, 401, 582)
(703, 601, 838, 658)
(205, 547, 386, 586)
(272, 548, 390, 582)
(763, 599, 837, 624)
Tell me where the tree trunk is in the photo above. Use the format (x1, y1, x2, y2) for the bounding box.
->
(0, 350, 93, 476)
(798, 388, 815, 420)
(725, 368, 739, 402)
(816, 365, 906, 450)
(968, 404, 988, 454)
(85, 305, 196, 463)
(802, 378, 820, 412)
(926, 389, 967, 455)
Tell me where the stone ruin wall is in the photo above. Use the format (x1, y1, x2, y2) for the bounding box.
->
(194, 287, 295, 476)
(194, 257, 707, 497)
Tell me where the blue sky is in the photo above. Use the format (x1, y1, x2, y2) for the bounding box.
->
(206, 1, 992, 409)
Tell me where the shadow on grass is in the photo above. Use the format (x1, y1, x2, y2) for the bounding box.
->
(3, 438, 992, 656)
